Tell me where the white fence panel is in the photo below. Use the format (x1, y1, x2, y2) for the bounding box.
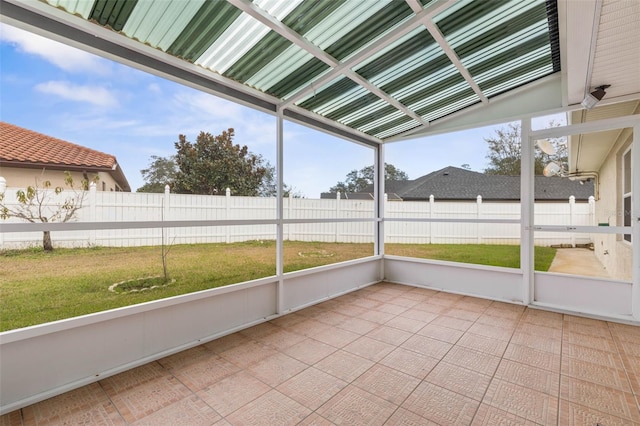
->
(0, 184, 595, 249)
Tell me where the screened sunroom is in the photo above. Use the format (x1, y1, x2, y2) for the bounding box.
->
(1, 0, 640, 423)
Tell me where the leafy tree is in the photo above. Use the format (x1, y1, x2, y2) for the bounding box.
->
(137, 155, 177, 193)
(172, 128, 267, 196)
(484, 122, 567, 175)
(0, 172, 97, 251)
(258, 161, 303, 198)
(329, 163, 409, 193)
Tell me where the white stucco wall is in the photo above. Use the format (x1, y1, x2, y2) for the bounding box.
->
(593, 129, 633, 281)
(0, 167, 120, 192)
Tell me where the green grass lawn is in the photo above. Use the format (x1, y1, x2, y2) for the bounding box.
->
(0, 242, 555, 331)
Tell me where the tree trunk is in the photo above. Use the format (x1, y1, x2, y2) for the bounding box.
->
(43, 231, 53, 251)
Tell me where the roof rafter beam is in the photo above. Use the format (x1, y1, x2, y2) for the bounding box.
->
(227, 0, 429, 127)
(421, 19, 488, 104)
(281, 0, 455, 109)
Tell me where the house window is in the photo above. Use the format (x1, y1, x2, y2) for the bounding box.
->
(623, 148, 631, 243)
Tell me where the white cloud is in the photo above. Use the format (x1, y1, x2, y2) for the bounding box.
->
(147, 83, 162, 94)
(35, 81, 119, 107)
(0, 23, 109, 74)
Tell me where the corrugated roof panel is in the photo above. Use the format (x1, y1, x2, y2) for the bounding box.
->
(89, 0, 138, 32)
(297, 77, 359, 111)
(349, 105, 401, 130)
(166, 2, 243, 62)
(46, 0, 95, 19)
(372, 118, 420, 139)
(196, 0, 302, 74)
(123, 0, 204, 51)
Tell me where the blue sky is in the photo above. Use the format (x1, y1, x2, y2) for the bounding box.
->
(0, 23, 557, 198)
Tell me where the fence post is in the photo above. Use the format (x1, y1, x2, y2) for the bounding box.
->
(0, 177, 5, 249)
(477, 195, 482, 244)
(429, 194, 434, 244)
(163, 185, 170, 247)
(226, 188, 231, 243)
(88, 182, 97, 246)
(569, 195, 576, 247)
(335, 191, 341, 243)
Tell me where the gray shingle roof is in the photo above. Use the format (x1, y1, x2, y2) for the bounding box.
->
(322, 166, 594, 201)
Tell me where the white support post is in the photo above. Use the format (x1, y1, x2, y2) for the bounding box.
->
(521, 119, 534, 305)
(569, 195, 576, 247)
(163, 185, 170, 248)
(375, 145, 385, 257)
(632, 124, 640, 319)
(477, 195, 482, 244)
(225, 188, 231, 244)
(0, 177, 6, 249)
(276, 109, 284, 314)
(89, 182, 97, 246)
(335, 191, 341, 243)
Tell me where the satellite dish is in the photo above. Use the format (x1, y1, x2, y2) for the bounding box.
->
(543, 162, 562, 177)
(536, 139, 556, 155)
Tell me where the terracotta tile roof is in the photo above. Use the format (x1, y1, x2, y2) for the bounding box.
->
(0, 121, 116, 169)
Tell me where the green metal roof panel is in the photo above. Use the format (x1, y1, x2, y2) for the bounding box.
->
(37, 0, 561, 142)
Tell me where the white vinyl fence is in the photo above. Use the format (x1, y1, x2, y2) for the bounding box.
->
(0, 184, 595, 249)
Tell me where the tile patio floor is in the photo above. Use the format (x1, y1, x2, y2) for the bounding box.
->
(3, 282, 640, 425)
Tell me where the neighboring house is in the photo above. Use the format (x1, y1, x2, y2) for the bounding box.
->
(321, 166, 594, 202)
(0, 121, 130, 192)
(568, 100, 640, 281)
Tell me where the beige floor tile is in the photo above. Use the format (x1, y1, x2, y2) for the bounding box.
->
(471, 403, 537, 425)
(388, 296, 421, 308)
(343, 336, 396, 362)
(246, 352, 307, 387)
(560, 376, 640, 422)
(562, 342, 624, 369)
(254, 328, 307, 349)
(225, 390, 311, 426)
(359, 309, 396, 324)
(0, 411, 23, 426)
(562, 332, 618, 352)
(331, 304, 369, 318)
(351, 297, 382, 310)
(563, 320, 613, 338)
(314, 350, 375, 382)
(426, 361, 492, 401)
(268, 312, 306, 328)
(454, 296, 492, 312)
(276, 367, 348, 410)
(468, 322, 514, 341)
(417, 322, 464, 343)
(281, 338, 336, 365)
(170, 354, 240, 391)
(352, 364, 420, 405)
(482, 379, 558, 425)
(376, 302, 409, 315)
(100, 362, 168, 395)
(456, 332, 508, 357)
(297, 413, 335, 426)
(494, 359, 560, 396)
(365, 324, 412, 346)
(20, 383, 124, 426)
(515, 322, 562, 339)
(559, 399, 636, 426)
(218, 340, 278, 369)
(474, 314, 519, 329)
(510, 331, 562, 354)
(239, 321, 280, 338)
(443, 346, 501, 376)
(203, 332, 252, 353)
(336, 317, 379, 335)
(379, 347, 440, 379)
(384, 315, 426, 333)
(398, 308, 439, 324)
(401, 381, 479, 425)
(520, 309, 563, 329)
(131, 395, 220, 426)
(315, 310, 351, 326)
(196, 371, 270, 417)
(313, 326, 360, 348)
(430, 314, 474, 331)
(401, 335, 452, 359)
(619, 340, 640, 358)
(561, 357, 632, 392)
(412, 302, 450, 315)
(427, 292, 464, 307)
(384, 407, 438, 425)
(286, 318, 332, 337)
(106, 375, 193, 423)
(445, 307, 482, 322)
(503, 344, 561, 373)
(157, 345, 212, 370)
(316, 385, 397, 426)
